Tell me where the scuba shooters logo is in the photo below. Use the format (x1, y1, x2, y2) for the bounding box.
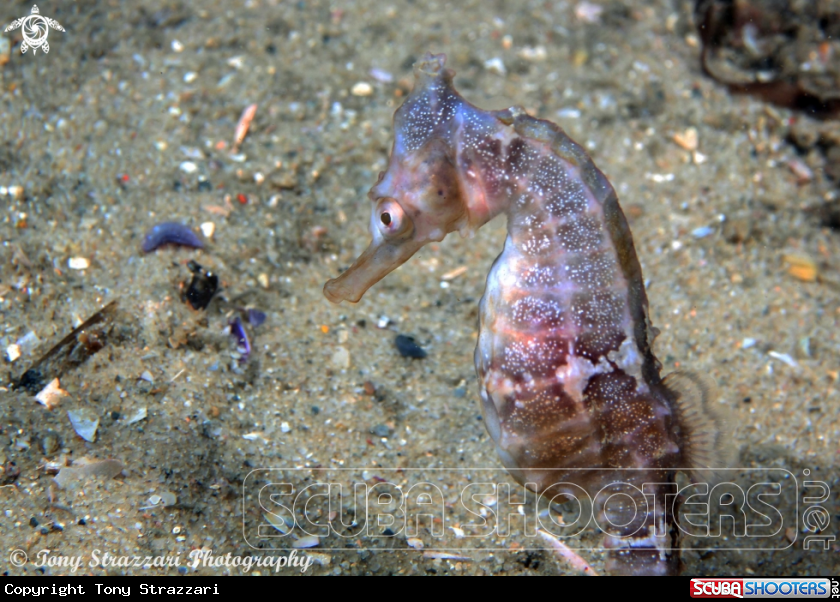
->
(690, 578, 836, 598)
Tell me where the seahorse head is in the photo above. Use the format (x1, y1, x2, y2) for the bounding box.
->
(324, 53, 470, 304)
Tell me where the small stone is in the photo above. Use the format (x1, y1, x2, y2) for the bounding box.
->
(171, 40, 184, 53)
(42, 433, 60, 455)
(258, 273, 269, 289)
(351, 82, 373, 96)
(788, 120, 820, 150)
(179, 161, 198, 174)
(183, 72, 198, 84)
(280, 421, 291, 433)
(68, 257, 90, 270)
(371, 424, 391, 437)
(484, 57, 506, 76)
(691, 226, 713, 239)
(395, 335, 426, 359)
(331, 346, 351, 369)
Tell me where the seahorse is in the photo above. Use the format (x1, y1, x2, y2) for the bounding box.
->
(324, 53, 727, 575)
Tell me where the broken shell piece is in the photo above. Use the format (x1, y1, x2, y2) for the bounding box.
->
(292, 535, 320, 549)
(126, 407, 147, 425)
(53, 458, 124, 489)
(68, 257, 90, 270)
(35, 378, 69, 409)
(200, 221, 215, 238)
(782, 253, 818, 282)
(67, 409, 99, 442)
(672, 127, 699, 151)
(6, 344, 21, 362)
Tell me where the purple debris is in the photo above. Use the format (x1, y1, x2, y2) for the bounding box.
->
(247, 308, 266, 327)
(142, 222, 204, 253)
(229, 317, 251, 363)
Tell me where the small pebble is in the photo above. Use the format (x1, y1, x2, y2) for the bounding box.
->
(742, 337, 757, 349)
(691, 226, 713, 239)
(371, 424, 391, 437)
(179, 161, 198, 174)
(280, 421, 291, 433)
(377, 316, 391, 329)
(331, 346, 351, 370)
(68, 257, 90, 270)
(484, 57, 506, 75)
(395, 335, 427, 359)
(351, 82, 373, 96)
(183, 71, 197, 83)
(247, 309, 266, 327)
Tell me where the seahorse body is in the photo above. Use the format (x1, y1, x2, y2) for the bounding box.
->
(324, 54, 725, 575)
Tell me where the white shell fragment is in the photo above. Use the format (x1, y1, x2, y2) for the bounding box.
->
(292, 535, 320, 549)
(264, 512, 291, 534)
(126, 407, 148, 425)
(200, 222, 215, 238)
(67, 409, 100, 442)
(5, 344, 20, 362)
(35, 378, 69, 410)
(68, 257, 90, 270)
(484, 57, 506, 75)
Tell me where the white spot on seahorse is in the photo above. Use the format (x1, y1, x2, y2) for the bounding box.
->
(555, 341, 612, 403)
(607, 337, 648, 394)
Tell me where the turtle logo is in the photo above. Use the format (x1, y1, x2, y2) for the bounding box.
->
(4, 5, 65, 55)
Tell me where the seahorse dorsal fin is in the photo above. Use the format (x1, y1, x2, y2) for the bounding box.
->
(663, 370, 736, 484)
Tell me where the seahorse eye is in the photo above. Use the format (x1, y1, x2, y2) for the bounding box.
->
(375, 198, 413, 240)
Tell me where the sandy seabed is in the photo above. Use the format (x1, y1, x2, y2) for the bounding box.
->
(0, 0, 837, 576)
